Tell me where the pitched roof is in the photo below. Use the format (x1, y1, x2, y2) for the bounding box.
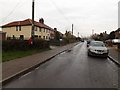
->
(116, 28, 120, 32)
(2, 19, 54, 31)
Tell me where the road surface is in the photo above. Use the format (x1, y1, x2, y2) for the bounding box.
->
(3, 42, 118, 88)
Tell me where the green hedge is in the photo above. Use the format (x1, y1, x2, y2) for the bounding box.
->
(2, 39, 50, 52)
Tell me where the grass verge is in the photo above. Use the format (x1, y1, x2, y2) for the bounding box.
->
(2, 48, 51, 62)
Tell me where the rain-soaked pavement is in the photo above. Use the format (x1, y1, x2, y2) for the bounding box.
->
(3, 42, 118, 88)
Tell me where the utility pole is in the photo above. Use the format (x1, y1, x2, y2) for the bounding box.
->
(72, 24, 73, 37)
(92, 29, 94, 35)
(31, 0, 35, 39)
(78, 32, 79, 37)
(118, 1, 120, 28)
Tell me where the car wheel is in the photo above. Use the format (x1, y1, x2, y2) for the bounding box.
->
(88, 52, 90, 56)
(103, 56, 108, 59)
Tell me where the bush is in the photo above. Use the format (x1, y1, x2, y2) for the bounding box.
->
(2, 39, 50, 52)
(50, 38, 78, 46)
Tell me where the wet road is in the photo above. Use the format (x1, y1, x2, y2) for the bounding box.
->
(4, 42, 118, 88)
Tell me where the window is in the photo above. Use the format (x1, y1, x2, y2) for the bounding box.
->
(16, 26, 18, 31)
(43, 36, 45, 39)
(19, 26, 21, 31)
(44, 28, 45, 32)
(35, 35, 38, 38)
(20, 35, 24, 40)
(45, 29, 47, 33)
(35, 26, 37, 31)
(16, 26, 21, 31)
(90, 41, 105, 47)
(39, 36, 41, 38)
(47, 30, 48, 33)
(49, 30, 50, 33)
(39, 28, 41, 32)
(13, 35, 15, 39)
(46, 36, 48, 39)
(46, 29, 49, 33)
(46, 29, 48, 33)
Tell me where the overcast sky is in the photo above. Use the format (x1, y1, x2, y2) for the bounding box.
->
(0, 0, 119, 37)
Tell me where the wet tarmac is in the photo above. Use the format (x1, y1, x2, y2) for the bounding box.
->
(3, 42, 118, 88)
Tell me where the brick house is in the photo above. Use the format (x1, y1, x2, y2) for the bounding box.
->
(1, 18, 55, 40)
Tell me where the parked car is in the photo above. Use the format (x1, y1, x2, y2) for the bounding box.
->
(81, 40, 84, 42)
(88, 41, 109, 58)
(112, 39, 120, 44)
(87, 40, 91, 47)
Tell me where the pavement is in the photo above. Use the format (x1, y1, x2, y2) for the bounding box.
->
(108, 46, 120, 66)
(2, 42, 79, 85)
(3, 42, 118, 88)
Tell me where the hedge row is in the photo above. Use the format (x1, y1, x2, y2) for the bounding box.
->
(2, 39, 50, 52)
(50, 38, 79, 46)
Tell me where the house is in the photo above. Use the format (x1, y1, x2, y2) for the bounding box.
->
(58, 31, 64, 38)
(1, 18, 55, 40)
(65, 31, 76, 38)
(115, 28, 120, 39)
(54, 28, 64, 39)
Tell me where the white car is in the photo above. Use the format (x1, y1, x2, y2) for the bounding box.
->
(88, 41, 109, 58)
(112, 39, 120, 44)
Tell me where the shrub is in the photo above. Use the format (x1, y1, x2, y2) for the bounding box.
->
(2, 39, 50, 52)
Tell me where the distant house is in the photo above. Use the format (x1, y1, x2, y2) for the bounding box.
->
(1, 18, 55, 40)
(54, 28, 64, 39)
(65, 31, 76, 38)
(58, 31, 64, 38)
(115, 28, 120, 39)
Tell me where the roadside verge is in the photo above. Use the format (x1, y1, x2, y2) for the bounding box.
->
(108, 55, 120, 67)
(107, 47, 120, 67)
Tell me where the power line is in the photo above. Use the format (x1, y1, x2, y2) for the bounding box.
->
(37, 0, 79, 35)
(49, 0, 72, 24)
(1, 0, 21, 22)
(36, 0, 71, 31)
(49, 0, 78, 36)
(36, 0, 74, 34)
(49, 0, 81, 36)
(1, 0, 28, 23)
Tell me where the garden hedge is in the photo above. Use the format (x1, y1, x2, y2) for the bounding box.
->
(2, 39, 50, 52)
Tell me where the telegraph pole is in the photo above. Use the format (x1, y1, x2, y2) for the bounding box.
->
(31, 0, 35, 39)
(72, 24, 73, 38)
(92, 29, 94, 35)
(78, 32, 79, 37)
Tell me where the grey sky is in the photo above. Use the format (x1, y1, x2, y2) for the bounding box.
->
(0, 0, 119, 37)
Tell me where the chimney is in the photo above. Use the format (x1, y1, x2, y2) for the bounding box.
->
(39, 18, 44, 24)
(54, 28, 57, 31)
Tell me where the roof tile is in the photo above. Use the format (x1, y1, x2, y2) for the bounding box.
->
(2, 19, 54, 31)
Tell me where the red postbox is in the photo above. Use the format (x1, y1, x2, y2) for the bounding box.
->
(28, 39, 33, 45)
